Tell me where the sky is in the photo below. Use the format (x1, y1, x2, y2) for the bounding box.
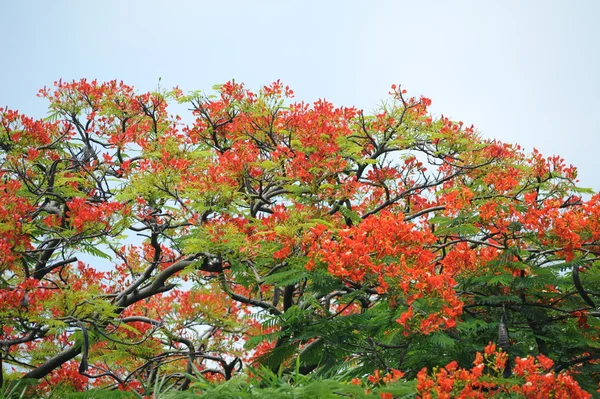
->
(2, 0, 599, 189)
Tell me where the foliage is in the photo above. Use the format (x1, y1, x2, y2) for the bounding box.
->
(1, 79, 599, 397)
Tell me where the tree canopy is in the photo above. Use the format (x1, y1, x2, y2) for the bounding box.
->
(1, 79, 599, 397)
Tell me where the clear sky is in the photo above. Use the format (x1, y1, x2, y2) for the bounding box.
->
(2, 0, 599, 189)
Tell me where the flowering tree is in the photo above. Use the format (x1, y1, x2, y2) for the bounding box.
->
(1, 79, 599, 397)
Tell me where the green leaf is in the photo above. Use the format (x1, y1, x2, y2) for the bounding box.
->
(261, 268, 310, 286)
(429, 332, 456, 348)
(81, 244, 113, 260)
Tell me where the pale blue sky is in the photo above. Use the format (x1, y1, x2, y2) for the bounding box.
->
(2, 1, 599, 188)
